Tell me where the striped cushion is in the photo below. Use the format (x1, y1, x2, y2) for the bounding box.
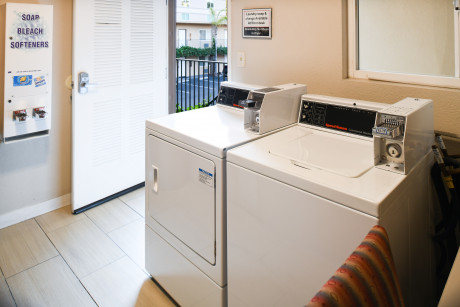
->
(307, 225, 404, 307)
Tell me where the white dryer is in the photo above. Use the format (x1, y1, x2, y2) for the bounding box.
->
(226, 94, 436, 307)
(145, 83, 306, 306)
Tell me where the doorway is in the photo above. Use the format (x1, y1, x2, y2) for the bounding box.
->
(175, 0, 228, 112)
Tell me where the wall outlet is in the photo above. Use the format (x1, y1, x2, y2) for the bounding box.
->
(237, 52, 245, 67)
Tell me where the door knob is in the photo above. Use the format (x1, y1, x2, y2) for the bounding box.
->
(78, 72, 97, 94)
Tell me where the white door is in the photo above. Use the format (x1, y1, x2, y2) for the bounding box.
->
(72, 0, 168, 212)
(178, 29, 186, 47)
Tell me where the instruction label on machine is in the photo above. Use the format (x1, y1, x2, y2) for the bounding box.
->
(199, 168, 214, 187)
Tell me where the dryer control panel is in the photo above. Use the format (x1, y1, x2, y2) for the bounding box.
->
(299, 100, 377, 138)
(216, 85, 251, 109)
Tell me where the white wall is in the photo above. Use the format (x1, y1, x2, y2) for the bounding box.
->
(0, 0, 72, 224)
(176, 0, 226, 23)
(176, 23, 227, 48)
(230, 0, 460, 137)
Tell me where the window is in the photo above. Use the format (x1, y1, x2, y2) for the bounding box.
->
(200, 30, 206, 40)
(349, 0, 460, 88)
(207, 1, 214, 9)
(181, 0, 190, 7)
(181, 13, 189, 21)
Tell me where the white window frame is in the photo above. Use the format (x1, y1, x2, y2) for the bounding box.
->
(348, 0, 460, 89)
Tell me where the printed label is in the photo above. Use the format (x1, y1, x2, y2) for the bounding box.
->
(13, 75, 32, 86)
(199, 168, 214, 187)
(34, 75, 46, 87)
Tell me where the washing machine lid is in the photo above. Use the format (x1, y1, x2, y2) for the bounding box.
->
(269, 130, 374, 178)
(227, 125, 411, 217)
(146, 106, 265, 158)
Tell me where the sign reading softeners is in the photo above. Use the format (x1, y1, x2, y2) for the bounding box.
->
(8, 6, 51, 50)
(2, 3, 53, 143)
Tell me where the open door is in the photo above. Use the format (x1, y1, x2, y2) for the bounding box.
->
(72, 0, 168, 212)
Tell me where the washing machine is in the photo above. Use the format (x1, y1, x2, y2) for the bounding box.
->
(145, 82, 306, 306)
(226, 94, 436, 307)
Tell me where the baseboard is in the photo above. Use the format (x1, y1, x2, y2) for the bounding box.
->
(0, 193, 71, 230)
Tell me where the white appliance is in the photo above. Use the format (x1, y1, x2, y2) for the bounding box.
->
(145, 82, 306, 306)
(226, 94, 435, 307)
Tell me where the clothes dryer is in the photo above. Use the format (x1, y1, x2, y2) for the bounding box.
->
(226, 94, 435, 307)
(145, 82, 306, 306)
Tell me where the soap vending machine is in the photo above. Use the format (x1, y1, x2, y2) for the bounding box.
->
(372, 98, 434, 174)
(1, 3, 53, 143)
(240, 83, 306, 134)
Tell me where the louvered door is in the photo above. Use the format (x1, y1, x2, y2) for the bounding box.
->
(72, 0, 168, 212)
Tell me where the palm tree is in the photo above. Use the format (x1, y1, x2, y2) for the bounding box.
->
(209, 6, 227, 64)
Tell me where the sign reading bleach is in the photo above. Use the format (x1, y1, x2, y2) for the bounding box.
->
(2, 3, 53, 143)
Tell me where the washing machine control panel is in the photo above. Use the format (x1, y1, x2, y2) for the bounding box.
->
(299, 100, 377, 138)
(217, 86, 251, 109)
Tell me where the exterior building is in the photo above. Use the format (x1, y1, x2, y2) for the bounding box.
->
(176, 0, 227, 49)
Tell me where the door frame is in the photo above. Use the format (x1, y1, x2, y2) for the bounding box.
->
(168, 0, 176, 114)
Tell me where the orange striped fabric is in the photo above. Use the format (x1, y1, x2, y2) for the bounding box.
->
(307, 225, 404, 307)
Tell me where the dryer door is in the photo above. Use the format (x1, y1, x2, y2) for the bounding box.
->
(147, 135, 216, 264)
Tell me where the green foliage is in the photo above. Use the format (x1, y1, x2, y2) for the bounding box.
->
(176, 99, 212, 113)
(209, 7, 227, 26)
(176, 46, 227, 58)
(217, 46, 227, 55)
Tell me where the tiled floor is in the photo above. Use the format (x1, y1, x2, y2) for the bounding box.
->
(0, 187, 177, 307)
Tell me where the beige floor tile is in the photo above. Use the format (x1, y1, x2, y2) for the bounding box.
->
(108, 219, 145, 270)
(119, 186, 145, 204)
(36, 205, 87, 233)
(81, 256, 175, 307)
(121, 191, 145, 218)
(0, 269, 15, 307)
(85, 198, 141, 233)
(47, 218, 124, 278)
(8, 256, 95, 307)
(0, 219, 58, 278)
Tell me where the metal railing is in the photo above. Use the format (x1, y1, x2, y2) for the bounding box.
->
(176, 58, 228, 112)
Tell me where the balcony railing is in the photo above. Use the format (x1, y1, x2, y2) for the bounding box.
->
(176, 58, 228, 112)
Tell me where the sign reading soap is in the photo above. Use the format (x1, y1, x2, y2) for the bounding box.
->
(9, 10, 50, 49)
(242, 8, 272, 39)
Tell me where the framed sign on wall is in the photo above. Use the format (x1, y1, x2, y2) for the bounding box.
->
(242, 8, 272, 39)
